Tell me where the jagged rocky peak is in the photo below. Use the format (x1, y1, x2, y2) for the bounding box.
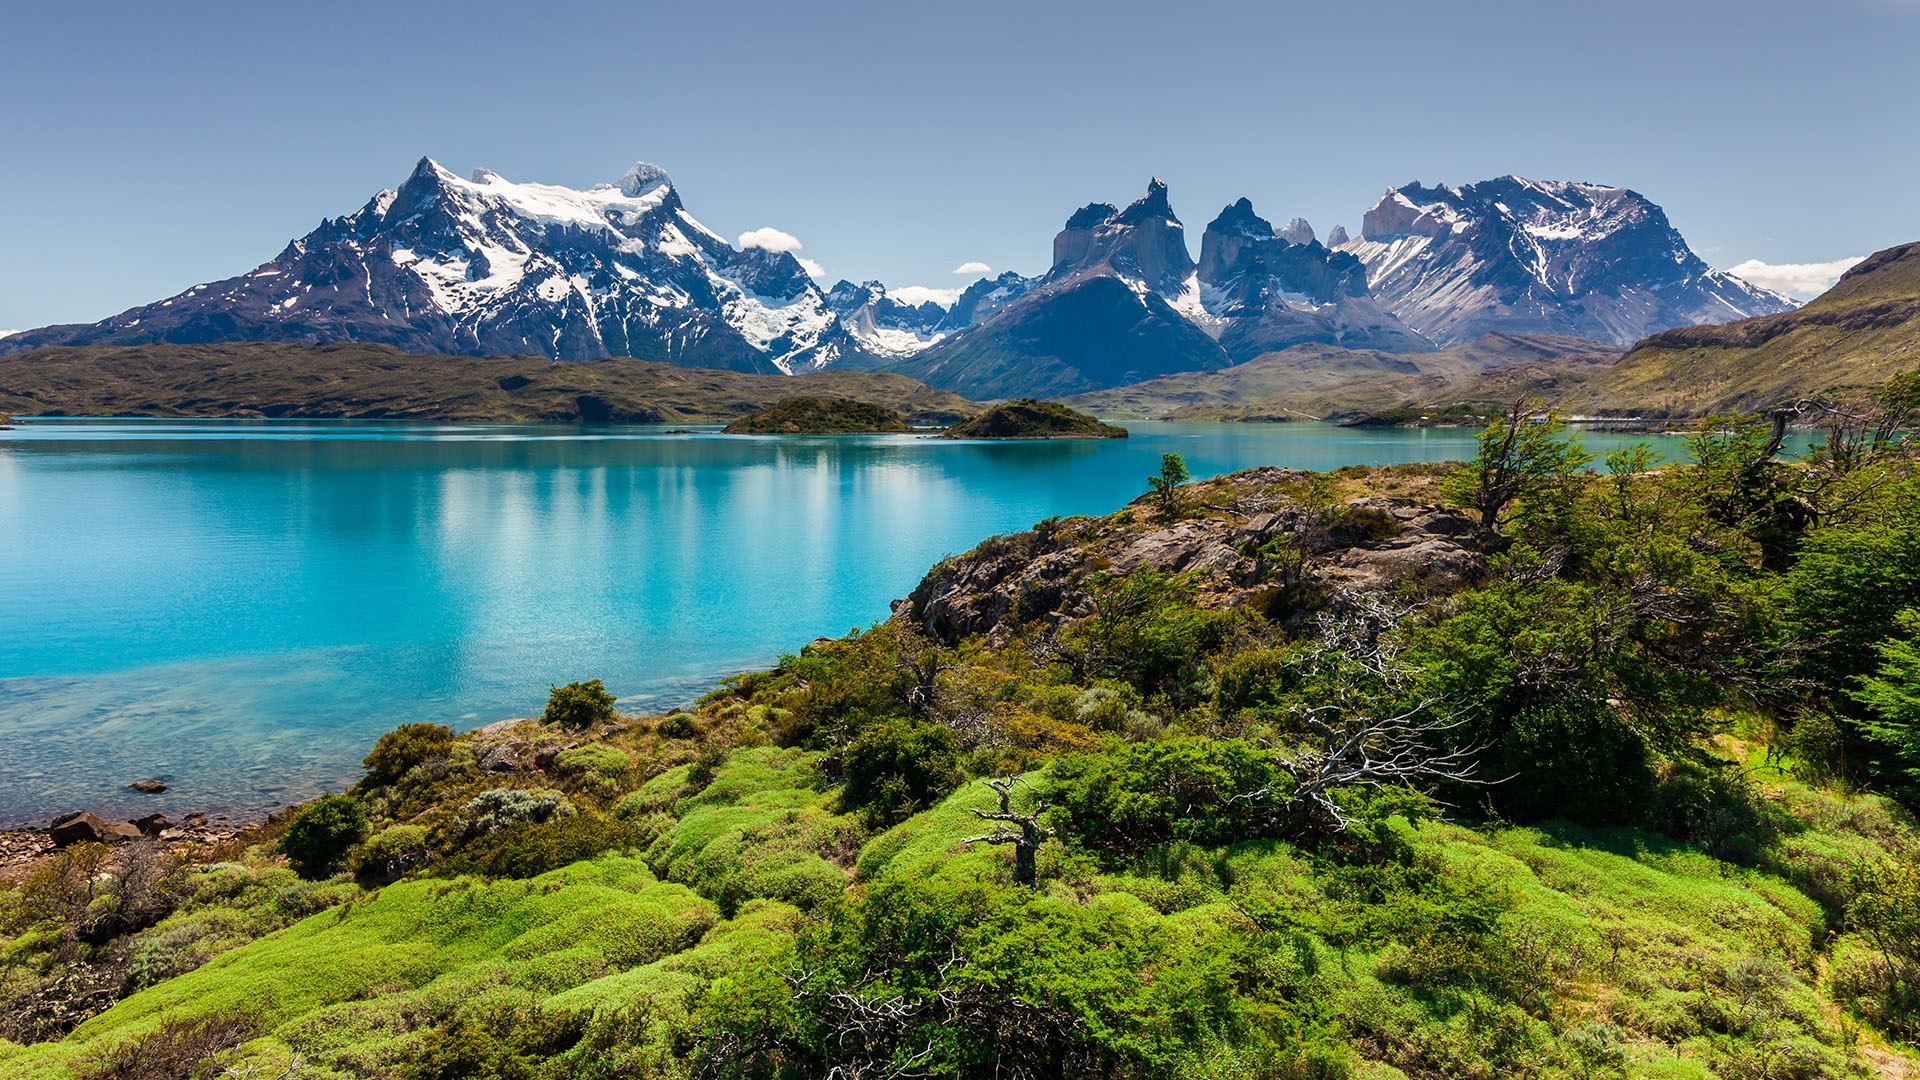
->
(1048, 179, 1194, 296)
(1197, 198, 1365, 300)
(1198, 198, 1277, 286)
(1113, 177, 1174, 224)
(1326, 225, 1350, 248)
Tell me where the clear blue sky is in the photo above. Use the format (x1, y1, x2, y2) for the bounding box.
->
(4, 0, 1918, 328)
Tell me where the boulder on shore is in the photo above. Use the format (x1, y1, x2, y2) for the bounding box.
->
(49, 811, 142, 846)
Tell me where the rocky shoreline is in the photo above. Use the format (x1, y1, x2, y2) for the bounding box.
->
(0, 814, 250, 880)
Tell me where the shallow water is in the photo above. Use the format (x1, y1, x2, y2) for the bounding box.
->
(0, 418, 1708, 823)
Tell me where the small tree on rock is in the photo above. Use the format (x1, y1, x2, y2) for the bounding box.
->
(1443, 400, 1591, 533)
(1147, 452, 1190, 516)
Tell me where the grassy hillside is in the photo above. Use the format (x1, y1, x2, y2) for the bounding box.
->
(1062, 333, 1619, 422)
(0, 343, 980, 425)
(1566, 241, 1920, 416)
(5, 414, 1920, 1078)
(720, 396, 914, 434)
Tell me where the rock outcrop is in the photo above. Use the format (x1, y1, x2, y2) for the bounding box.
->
(899, 467, 1496, 647)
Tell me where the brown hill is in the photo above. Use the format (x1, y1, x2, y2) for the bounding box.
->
(0, 343, 979, 425)
(1563, 241, 1920, 416)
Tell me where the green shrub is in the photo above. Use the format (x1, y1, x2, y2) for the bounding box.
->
(77, 1012, 258, 1080)
(687, 747, 727, 791)
(553, 744, 631, 800)
(542, 679, 618, 731)
(397, 1012, 587, 1080)
(461, 788, 576, 838)
(841, 718, 961, 826)
(1648, 760, 1771, 863)
(1482, 700, 1655, 826)
(1047, 738, 1287, 856)
(353, 824, 433, 886)
(437, 814, 652, 880)
(276, 794, 368, 880)
(655, 712, 699, 740)
(359, 723, 455, 789)
(1216, 646, 1301, 718)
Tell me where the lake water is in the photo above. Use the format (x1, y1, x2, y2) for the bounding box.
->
(0, 419, 1702, 824)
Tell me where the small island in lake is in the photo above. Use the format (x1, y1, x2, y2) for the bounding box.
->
(943, 399, 1128, 439)
(721, 396, 916, 434)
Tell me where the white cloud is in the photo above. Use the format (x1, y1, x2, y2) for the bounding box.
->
(0, 329, 19, 339)
(1725, 257, 1864, 300)
(796, 257, 826, 280)
(951, 261, 991, 276)
(737, 227, 804, 254)
(887, 285, 962, 309)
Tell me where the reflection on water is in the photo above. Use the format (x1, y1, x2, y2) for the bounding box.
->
(0, 419, 1718, 823)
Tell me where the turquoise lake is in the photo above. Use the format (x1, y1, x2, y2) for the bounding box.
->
(0, 419, 1711, 824)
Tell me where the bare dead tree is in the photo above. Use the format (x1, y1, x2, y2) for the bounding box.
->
(965, 778, 1051, 887)
(1268, 700, 1488, 833)
(1212, 596, 1496, 835)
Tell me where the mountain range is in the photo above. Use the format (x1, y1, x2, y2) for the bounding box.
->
(0, 159, 1796, 398)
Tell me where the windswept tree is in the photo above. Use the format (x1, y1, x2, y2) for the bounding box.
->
(1443, 400, 1591, 533)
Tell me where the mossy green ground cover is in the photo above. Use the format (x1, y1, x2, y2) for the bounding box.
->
(3, 759, 1910, 1078)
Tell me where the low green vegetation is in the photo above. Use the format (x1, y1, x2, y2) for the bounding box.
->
(4, 376, 1920, 1077)
(943, 398, 1128, 439)
(720, 396, 914, 434)
(541, 679, 618, 731)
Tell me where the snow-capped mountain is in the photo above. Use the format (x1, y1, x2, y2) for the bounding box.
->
(894, 180, 1233, 399)
(1337, 177, 1795, 346)
(1192, 197, 1429, 359)
(0, 160, 958, 375)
